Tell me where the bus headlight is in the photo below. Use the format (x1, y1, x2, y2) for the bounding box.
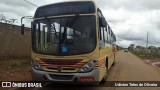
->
(31, 59, 42, 70)
(79, 60, 97, 72)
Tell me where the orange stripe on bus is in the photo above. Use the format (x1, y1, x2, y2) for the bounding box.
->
(95, 59, 105, 67)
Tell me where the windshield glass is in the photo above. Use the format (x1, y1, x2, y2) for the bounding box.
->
(32, 16, 96, 56)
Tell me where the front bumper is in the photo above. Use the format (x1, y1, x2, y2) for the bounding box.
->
(31, 67, 100, 83)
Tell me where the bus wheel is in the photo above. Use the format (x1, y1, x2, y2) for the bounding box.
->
(101, 67, 108, 84)
(112, 53, 115, 66)
(101, 59, 108, 84)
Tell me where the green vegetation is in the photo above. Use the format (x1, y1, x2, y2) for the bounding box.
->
(131, 51, 160, 60)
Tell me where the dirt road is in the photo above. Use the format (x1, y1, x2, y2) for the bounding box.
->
(9, 51, 160, 90)
(103, 50, 160, 90)
(3, 51, 160, 90)
(107, 50, 160, 81)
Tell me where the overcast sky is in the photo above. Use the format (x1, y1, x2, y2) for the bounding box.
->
(0, 0, 160, 48)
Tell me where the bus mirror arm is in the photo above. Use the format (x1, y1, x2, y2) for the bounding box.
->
(21, 24, 25, 35)
(21, 16, 33, 35)
(21, 17, 25, 35)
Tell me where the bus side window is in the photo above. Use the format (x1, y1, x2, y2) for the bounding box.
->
(107, 26, 111, 43)
(99, 18, 105, 48)
(98, 16, 105, 42)
(111, 31, 113, 44)
(98, 18, 105, 42)
(109, 28, 112, 44)
(100, 27, 105, 42)
(99, 26, 105, 48)
(104, 27, 108, 43)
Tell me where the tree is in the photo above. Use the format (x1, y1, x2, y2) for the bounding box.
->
(10, 19, 17, 23)
(0, 14, 17, 24)
(0, 14, 6, 22)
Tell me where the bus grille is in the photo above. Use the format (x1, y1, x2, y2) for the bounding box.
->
(37, 59, 86, 72)
(49, 74, 74, 80)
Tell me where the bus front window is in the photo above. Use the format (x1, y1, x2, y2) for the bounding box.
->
(32, 16, 96, 56)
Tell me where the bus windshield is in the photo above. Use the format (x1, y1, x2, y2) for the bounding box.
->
(32, 16, 96, 56)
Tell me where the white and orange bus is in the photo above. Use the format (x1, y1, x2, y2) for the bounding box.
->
(21, 0, 116, 85)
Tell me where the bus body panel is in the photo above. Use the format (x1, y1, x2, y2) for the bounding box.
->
(31, 67, 100, 82)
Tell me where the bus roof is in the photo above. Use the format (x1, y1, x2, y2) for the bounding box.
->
(34, 1, 96, 18)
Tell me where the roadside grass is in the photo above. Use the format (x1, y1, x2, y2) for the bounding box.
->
(131, 51, 160, 60)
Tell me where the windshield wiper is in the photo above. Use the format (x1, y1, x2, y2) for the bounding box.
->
(59, 14, 80, 55)
(61, 14, 79, 43)
(66, 14, 79, 28)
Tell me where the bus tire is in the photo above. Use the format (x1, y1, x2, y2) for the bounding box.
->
(101, 73, 107, 84)
(112, 53, 115, 66)
(101, 58, 108, 84)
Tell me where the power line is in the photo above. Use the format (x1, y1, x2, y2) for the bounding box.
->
(23, 0, 39, 7)
(33, 0, 44, 6)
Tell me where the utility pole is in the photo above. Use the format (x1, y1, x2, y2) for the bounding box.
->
(146, 32, 149, 54)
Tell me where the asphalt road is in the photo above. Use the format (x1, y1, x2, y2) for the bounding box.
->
(15, 50, 160, 90)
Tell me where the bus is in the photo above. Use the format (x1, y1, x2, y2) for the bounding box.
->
(21, 0, 116, 85)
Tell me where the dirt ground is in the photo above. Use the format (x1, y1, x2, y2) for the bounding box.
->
(145, 59, 160, 68)
(0, 51, 159, 82)
(0, 58, 31, 81)
(0, 51, 160, 90)
(107, 51, 160, 81)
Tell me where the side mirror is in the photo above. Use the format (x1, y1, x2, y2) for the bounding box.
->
(31, 22, 33, 29)
(21, 24, 25, 35)
(99, 17, 106, 27)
